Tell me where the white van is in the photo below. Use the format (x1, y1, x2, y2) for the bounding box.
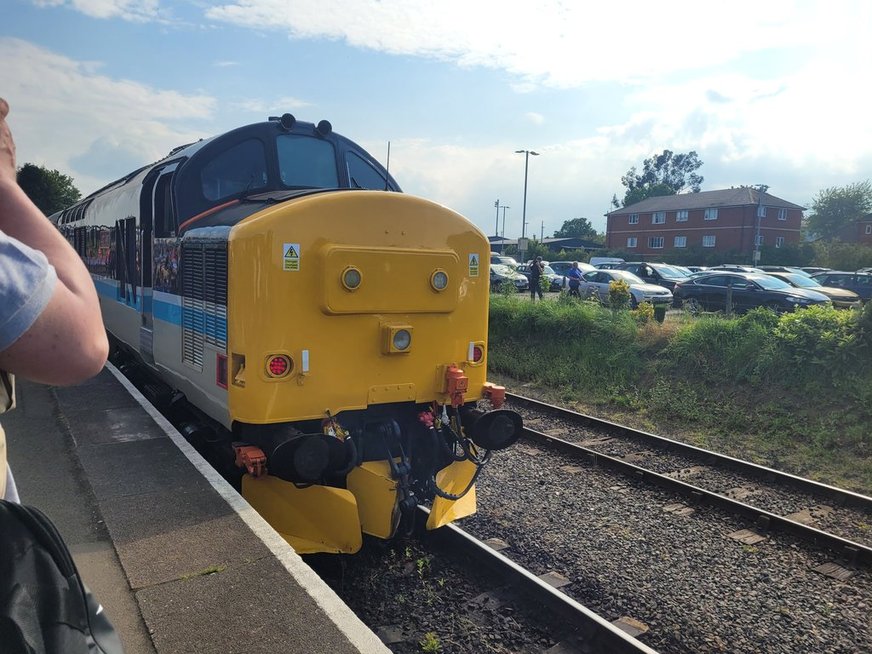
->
(589, 256, 625, 269)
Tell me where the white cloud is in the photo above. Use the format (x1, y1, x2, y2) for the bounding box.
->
(525, 112, 544, 126)
(32, 0, 163, 22)
(202, 1, 870, 88)
(0, 38, 215, 194)
(233, 96, 312, 114)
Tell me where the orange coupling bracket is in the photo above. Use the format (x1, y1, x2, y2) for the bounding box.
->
(483, 382, 506, 409)
(445, 364, 469, 408)
(234, 445, 267, 478)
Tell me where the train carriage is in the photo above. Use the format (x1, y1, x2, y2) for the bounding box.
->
(52, 115, 521, 554)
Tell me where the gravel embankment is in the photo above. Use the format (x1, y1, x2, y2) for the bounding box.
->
(512, 403, 872, 549)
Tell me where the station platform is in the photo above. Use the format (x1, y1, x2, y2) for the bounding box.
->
(4, 364, 389, 654)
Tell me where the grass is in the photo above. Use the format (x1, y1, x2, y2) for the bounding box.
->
(488, 296, 872, 494)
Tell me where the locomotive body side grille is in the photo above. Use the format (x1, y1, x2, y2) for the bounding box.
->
(182, 239, 228, 369)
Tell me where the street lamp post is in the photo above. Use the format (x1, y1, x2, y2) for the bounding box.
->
(494, 199, 500, 240)
(515, 149, 539, 260)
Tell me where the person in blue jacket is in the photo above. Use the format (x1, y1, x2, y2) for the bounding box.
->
(564, 261, 584, 298)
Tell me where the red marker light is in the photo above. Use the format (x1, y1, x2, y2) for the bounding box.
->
(267, 355, 290, 377)
(472, 345, 484, 362)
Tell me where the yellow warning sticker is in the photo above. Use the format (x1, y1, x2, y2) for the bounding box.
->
(468, 253, 479, 277)
(283, 243, 300, 271)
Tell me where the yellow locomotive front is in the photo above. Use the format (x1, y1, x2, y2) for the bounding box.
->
(225, 190, 520, 553)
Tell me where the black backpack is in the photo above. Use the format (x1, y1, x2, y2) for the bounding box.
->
(0, 500, 124, 653)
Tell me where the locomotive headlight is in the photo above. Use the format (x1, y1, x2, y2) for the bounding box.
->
(383, 324, 413, 353)
(393, 329, 411, 351)
(430, 270, 449, 292)
(342, 266, 362, 291)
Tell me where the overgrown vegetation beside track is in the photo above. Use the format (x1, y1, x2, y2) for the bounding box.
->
(488, 296, 872, 493)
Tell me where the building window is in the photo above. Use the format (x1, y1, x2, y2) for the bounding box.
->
(755, 234, 764, 246)
(676, 210, 688, 222)
(778, 208, 787, 221)
(702, 235, 716, 247)
(674, 236, 687, 248)
(628, 213, 639, 224)
(757, 205, 767, 218)
(649, 236, 664, 249)
(652, 211, 666, 224)
(865, 225, 872, 235)
(704, 208, 718, 220)
(776, 236, 785, 248)
(627, 236, 637, 248)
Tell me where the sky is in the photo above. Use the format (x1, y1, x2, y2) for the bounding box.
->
(2, 1, 871, 238)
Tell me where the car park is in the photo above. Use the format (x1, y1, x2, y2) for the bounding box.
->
(764, 271, 862, 309)
(673, 272, 830, 314)
(516, 263, 563, 291)
(490, 263, 529, 292)
(810, 271, 872, 302)
(579, 269, 673, 308)
(616, 262, 690, 291)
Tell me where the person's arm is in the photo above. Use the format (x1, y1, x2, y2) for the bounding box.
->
(0, 99, 108, 385)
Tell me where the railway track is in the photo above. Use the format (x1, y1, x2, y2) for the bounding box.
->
(460, 397, 871, 653)
(506, 392, 872, 568)
(316, 507, 660, 654)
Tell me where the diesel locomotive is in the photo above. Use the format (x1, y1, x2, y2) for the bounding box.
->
(51, 115, 521, 554)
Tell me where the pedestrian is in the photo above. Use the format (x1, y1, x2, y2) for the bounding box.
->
(564, 261, 583, 298)
(530, 255, 545, 301)
(0, 97, 108, 501)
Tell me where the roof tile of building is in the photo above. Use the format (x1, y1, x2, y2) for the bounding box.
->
(608, 188, 804, 215)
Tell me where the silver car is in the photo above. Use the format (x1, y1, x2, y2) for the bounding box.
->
(579, 269, 673, 307)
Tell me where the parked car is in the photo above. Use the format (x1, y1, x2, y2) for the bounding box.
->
(757, 265, 812, 277)
(516, 263, 563, 291)
(685, 265, 708, 273)
(673, 272, 830, 314)
(579, 269, 673, 308)
(490, 253, 519, 268)
(590, 256, 624, 268)
(707, 264, 766, 273)
(765, 272, 862, 309)
(490, 264, 528, 292)
(810, 271, 872, 302)
(616, 262, 690, 292)
(800, 266, 831, 275)
(549, 261, 596, 277)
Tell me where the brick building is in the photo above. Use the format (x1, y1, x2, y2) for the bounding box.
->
(836, 213, 872, 245)
(605, 188, 804, 258)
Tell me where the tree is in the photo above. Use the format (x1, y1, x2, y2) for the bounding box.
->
(16, 163, 81, 216)
(612, 150, 704, 208)
(806, 181, 872, 241)
(553, 217, 599, 241)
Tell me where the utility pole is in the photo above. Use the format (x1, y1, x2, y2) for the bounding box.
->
(540, 220, 544, 241)
(754, 184, 767, 265)
(494, 199, 500, 239)
(499, 205, 510, 243)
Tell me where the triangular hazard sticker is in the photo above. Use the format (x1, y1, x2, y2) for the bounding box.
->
(284, 245, 298, 258)
(469, 255, 478, 266)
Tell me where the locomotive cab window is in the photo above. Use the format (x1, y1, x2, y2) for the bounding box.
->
(277, 135, 338, 188)
(201, 139, 268, 201)
(347, 151, 394, 190)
